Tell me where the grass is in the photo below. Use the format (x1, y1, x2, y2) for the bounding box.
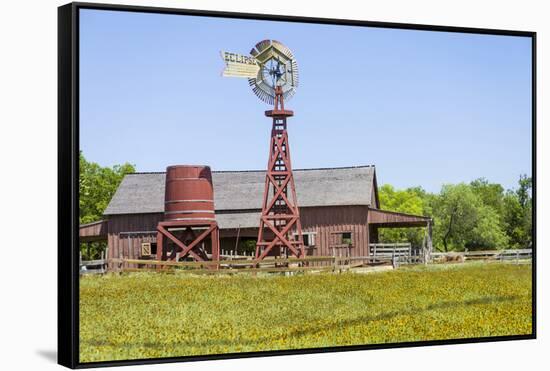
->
(79, 262, 532, 363)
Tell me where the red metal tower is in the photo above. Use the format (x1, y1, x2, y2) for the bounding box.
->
(256, 86, 304, 260)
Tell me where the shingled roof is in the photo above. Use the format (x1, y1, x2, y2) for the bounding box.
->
(104, 166, 377, 224)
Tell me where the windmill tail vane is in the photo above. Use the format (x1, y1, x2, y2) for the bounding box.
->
(220, 50, 260, 78)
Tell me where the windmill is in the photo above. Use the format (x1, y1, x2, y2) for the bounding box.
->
(221, 40, 304, 260)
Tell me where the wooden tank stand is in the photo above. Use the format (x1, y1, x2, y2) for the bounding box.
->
(156, 220, 220, 264)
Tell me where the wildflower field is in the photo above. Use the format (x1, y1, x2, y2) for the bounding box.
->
(79, 262, 532, 363)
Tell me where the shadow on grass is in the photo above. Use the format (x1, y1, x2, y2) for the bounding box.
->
(82, 295, 521, 351)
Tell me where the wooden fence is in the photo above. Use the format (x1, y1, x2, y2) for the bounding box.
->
(80, 247, 532, 276)
(79, 251, 107, 275)
(369, 243, 412, 257)
(108, 255, 398, 275)
(429, 249, 532, 264)
(369, 243, 423, 266)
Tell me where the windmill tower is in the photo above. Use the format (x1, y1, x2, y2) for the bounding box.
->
(222, 40, 304, 259)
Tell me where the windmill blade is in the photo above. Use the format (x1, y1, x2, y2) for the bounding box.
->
(255, 39, 272, 52)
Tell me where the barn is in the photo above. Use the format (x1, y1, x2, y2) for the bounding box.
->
(79, 165, 433, 264)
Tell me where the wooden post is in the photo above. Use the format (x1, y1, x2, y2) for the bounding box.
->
(156, 231, 164, 270)
(234, 225, 241, 253)
(421, 232, 427, 264)
(211, 226, 220, 270)
(426, 220, 433, 264)
(105, 247, 109, 272)
(119, 251, 123, 273)
(127, 235, 132, 259)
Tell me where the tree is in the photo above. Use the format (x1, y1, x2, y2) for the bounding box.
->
(431, 183, 508, 251)
(79, 152, 135, 259)
(470, 178, 505, 216)
(467, 206, 509, 250)
(79, 152, 135, 224)
(378, 184, 428, 247)
(517, 174, 532, 208)
(517, 175, 533, 247)
(431, 184, 479, 251)
(238, 239, 255, 254)
(376, 175, 530, 252)
(503, 175, 532, 248)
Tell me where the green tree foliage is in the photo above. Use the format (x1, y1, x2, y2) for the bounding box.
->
(431, 184, 479, 251)
(238, 239, 257, 255)
(503, 175, 532, 248)
(430, 183, 509, 251)
(467, 205, 509, 250)
(377, 185, 428, 247)
(517, 175, 532, 208)
(79, 152, 135, 259)
(379, 175, 531, 252)
(470, 178, 505, 215)
(378, 184, 425, 215)
(79, 152, 135, 224)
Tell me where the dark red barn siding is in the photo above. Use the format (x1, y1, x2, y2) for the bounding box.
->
(79, 220, 108, 242)
(103, 206, 374, 261)
(300, 206, 369, 257)
(106, 213, 162, 268)
(368, 208, 431, 227)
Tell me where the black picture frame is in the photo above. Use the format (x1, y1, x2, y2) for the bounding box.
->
(58, 2, 537, 368)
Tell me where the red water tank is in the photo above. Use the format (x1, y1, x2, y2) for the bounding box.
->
(164, 165, 215, 222)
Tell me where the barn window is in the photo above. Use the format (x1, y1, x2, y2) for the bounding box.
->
(294, 232, 316, 247)
(141, 242, 157, 256)
(341, 232, 353, 245)
(303, 232, 316, 247)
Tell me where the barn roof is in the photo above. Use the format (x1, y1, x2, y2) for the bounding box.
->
(104, 166, 376, 218)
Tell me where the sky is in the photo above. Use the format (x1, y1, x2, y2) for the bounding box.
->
(79, 9, 532, 193)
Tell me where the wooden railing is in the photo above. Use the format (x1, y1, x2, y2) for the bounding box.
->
(369, 242, 412, 257)
(430, 249, 532, 263)
(81, 248, 532, 276)
(369, 243, 423, 266)
(108, 255, 396, 275)
(79, 251, 107, 275)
